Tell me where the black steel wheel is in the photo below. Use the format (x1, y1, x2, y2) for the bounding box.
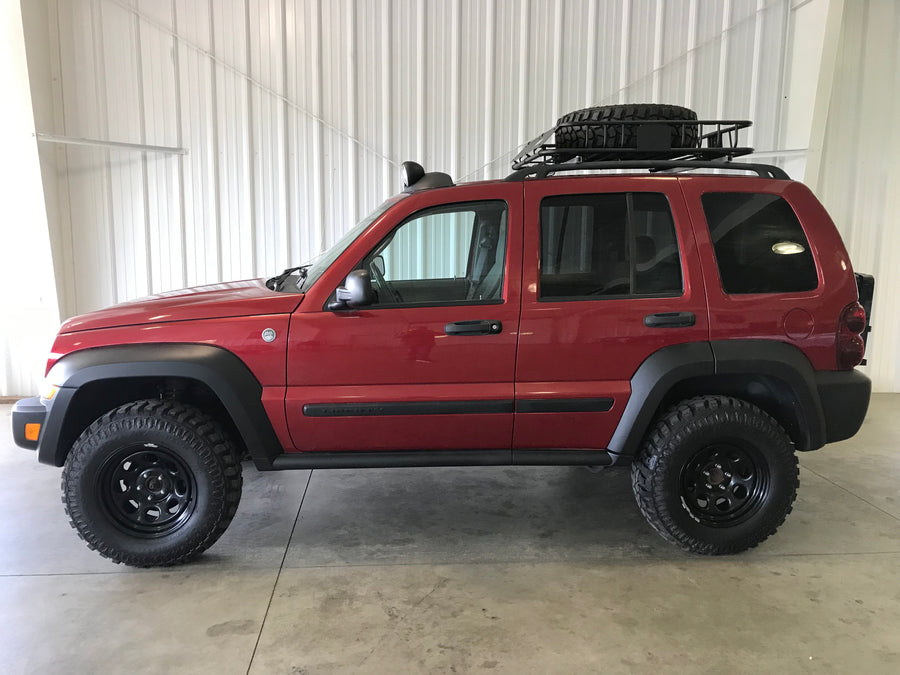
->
(62, 400, 242, 567)
(680, 443, 769, 527)
(98, 445, 197, 536)
(631, 395, 798, 554)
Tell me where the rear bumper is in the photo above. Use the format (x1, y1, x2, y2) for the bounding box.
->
(11, 397, 47, 450)
(816, 369, 871, 444)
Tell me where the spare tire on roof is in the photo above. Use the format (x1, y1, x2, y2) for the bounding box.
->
(554, 103, 699, 162)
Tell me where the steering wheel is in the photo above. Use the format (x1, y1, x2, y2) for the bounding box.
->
(368, 259, 402, 304)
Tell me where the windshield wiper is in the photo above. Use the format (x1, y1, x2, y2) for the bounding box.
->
(265, 265, 309, 292)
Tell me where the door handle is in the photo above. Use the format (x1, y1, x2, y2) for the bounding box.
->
(444, 320, 502, 336)
(644, 311, 696, 328)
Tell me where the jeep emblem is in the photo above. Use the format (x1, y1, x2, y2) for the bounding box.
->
(261, 328, 277, 343)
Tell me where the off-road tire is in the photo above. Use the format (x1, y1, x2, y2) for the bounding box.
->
(62, 399, 242, 567)
(631, 395, 798, 554)
(554, 103, 699, 161)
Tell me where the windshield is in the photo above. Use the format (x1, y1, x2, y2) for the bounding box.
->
(275, 195, 406, 293)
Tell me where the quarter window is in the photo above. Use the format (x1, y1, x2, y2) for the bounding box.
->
(701, 193, 818, 294)
(539, 192, 682, 299)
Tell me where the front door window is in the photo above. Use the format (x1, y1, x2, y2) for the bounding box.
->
(360, 200, 508, 307)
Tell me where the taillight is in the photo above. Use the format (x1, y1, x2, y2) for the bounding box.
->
(837, 301, 866, 369)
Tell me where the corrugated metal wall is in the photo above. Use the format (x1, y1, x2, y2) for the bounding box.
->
(38, 0, 794, 320)
(0, 0, 60, 398)
(815, 0, 900, 393)
(22, 0, 897, 393)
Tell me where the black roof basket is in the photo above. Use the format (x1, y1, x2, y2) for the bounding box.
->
(507, 118, 789, 180)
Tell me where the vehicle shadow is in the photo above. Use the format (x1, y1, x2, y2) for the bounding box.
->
(279, 465, 684, 567)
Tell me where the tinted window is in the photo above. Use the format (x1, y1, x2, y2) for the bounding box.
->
(701, 193, 818, 294)
(359, 200, 507, 307)
(540, 192, 682, 299)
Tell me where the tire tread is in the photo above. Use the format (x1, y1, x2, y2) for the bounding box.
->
(61, 399, 242, 567)
(631, 395, 799, 555)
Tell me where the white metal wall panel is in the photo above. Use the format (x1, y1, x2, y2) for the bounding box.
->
(0, 0, 61, 397)
(21, 0, 893, 397)
(102, 2, 149, 302)
(40, 0, 798, 311)
(177, 4, 219, 288)
(56, 0, 114, 314)
(816, 0, 900, 392)
(138, 4, 183, 297)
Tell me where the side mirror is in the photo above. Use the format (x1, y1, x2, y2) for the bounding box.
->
(328, 269, 375, 311)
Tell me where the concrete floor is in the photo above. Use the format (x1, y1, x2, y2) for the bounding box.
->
(1, 395, 899, 674)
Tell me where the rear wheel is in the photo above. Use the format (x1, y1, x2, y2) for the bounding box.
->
(62, 400, 242, 567)
(631, 395, 798, 554)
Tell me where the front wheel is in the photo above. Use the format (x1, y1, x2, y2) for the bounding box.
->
(62, 400, 243, 567)
(631, 395, 799, 554)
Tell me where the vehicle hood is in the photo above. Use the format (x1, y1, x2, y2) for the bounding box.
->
(60, 279, 304, 333)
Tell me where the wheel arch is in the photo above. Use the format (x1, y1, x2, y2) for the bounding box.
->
(608, 340, 827, 460)
(39, 344, 283, 468)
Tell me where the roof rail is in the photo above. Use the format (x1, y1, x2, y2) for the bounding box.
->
(505, 160, 790, 181)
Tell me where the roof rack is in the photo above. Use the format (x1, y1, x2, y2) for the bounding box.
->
(506, 160, 789, 181)
(507, 117, 788, 180)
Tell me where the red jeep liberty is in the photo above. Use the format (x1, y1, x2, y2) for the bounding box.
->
(11, 105, 873, 566)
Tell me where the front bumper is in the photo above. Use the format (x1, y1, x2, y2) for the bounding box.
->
(11, 397, 47, 450)
(816, 369, 871, 444)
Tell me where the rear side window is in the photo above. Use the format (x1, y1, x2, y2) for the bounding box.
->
(540, 192, 682, 300)
(701, 193, 818, 294)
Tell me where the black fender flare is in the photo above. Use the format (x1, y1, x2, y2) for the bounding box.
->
(709, 339, 826, 449)
(38, 344, 283, 467)
(608, 342, 715, 458)
(608, 340, 827, 459)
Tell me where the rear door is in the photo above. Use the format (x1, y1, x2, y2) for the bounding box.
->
(514, 176, 709, 450)
(285, 183, 523, 452)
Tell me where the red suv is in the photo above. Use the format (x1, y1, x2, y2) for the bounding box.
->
(11, 105, 873, 567)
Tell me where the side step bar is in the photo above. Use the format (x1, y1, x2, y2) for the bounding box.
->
(265, 449, 615, 471)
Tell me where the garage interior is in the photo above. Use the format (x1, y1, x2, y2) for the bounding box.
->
(2, 0, 900, 672)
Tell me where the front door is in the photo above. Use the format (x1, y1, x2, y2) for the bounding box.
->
(285, 184, 523, 452)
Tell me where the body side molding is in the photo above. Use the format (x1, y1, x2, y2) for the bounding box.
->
(303, 400, 514, 417)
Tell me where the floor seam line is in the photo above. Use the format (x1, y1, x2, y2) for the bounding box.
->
(271, 550, 900, 571)
(245, 469, 313, 675)
(6, 551, 900, 580)
(801, 463, 900, 523)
